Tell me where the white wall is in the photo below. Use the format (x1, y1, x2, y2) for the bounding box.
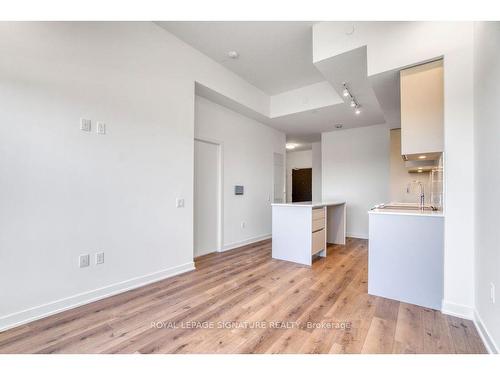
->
(285, 150, 312, 202)
(311, 142, 322, 201)
(195, 96, 285, 250)
(0, 22, 271, 330)
(313, 21, 476, 318)
(473, 21, 500, 353)
(322, 125, 390, 239)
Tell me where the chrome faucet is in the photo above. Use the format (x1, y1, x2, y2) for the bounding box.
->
(407, 180, 425, 209)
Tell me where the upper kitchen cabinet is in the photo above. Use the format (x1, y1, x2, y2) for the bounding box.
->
(400, 60, 444, 160)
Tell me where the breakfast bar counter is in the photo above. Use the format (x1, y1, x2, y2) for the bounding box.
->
(271, 201, 346, 266)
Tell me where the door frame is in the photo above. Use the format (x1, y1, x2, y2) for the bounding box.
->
(194, 136, 224, 254)
(272, 152, 286, 203)
(291, 167, 313, 202)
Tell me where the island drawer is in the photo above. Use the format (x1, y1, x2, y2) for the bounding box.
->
(312, 217, 325, 232)
(312, 207, 325, 221)
(312, 228, 325, 254)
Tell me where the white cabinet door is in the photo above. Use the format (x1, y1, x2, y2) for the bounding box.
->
(400, 60, 444, 156)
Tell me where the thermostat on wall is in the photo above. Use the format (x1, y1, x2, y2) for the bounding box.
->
(235, 185, 244, 195)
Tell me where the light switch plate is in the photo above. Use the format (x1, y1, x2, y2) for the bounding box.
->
(96, 122, 106, 135)
(80, 118, 91, 132)
(79, 254, 90, 268)
(96, 252, 104, 265)
(176, 198, 184, 208)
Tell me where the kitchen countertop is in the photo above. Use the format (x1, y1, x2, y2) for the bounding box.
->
(271, 201, 346, 208)
(368, 208, 444, 217)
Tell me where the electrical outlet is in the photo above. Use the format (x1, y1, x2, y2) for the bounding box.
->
(241, 221, 245, 229)
(96, 122, 106, 135)
(491, 282, 496, 304)
(79, 254, 90, 268)
(80, 118, 91, 132)
(176, 198, 184, 208)
(96, 252, 104, 265)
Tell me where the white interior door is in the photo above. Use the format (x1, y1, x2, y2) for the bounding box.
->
(273, 153, 285, 203)
(194, 139, 220, 257)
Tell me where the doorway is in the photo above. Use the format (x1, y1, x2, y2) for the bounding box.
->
(292, 168, 312, 202)
(194, 138, 222, 257)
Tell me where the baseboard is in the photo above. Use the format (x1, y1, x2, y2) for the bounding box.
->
(473, 309, 499, 354)
(0, 261, 195, 332)
(221, 234, 271, 252)
(439, 301, 499, 354)
(441, 300, 474, 320)
(346, 232, 368, 240)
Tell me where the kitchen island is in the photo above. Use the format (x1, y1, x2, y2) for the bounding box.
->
(271, 201, 346, 266)
(368, 206, 444, 310)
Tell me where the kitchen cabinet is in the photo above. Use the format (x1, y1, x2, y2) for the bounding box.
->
(368, 209, 444, 310)
(400, 59, 444, 159)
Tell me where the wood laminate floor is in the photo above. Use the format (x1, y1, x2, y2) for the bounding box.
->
(0, 238, 486, 354)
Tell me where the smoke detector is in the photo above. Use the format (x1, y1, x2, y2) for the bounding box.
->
(227, 50, 239, 59)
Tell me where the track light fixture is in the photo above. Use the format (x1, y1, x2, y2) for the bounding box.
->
(342, 82, 362, 115)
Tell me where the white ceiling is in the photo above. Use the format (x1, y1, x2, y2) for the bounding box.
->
(313, 46, 387, 129)
(160, 21, 401, 150)
(156, 21, 324, 95)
